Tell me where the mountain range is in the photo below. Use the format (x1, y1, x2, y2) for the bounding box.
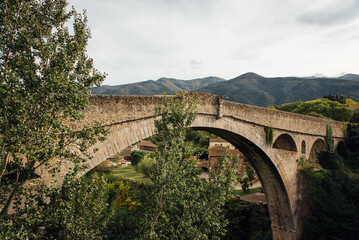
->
(91, 73, 359, 107)
(91, 77, 225, 95)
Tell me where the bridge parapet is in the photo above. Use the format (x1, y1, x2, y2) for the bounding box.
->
(85, 92, 344, 139)
(219, 100, 344, 139)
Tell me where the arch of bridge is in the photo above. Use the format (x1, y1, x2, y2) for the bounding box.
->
(69, 93, 345, 240)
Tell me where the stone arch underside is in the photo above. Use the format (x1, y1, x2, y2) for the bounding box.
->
(273, 134, 298, 152)
(309, 138, 327, 167)
(193, 127, 296, 239)
(86, 118, 157, 170)
(89, 117, 297, 239)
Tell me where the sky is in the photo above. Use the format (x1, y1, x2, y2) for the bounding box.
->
(70, 0, 359, 85)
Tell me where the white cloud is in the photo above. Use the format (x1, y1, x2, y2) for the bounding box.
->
(190, 59, 204, 69)
(297, 0, 359, 26)
(70, 0, 359, 85)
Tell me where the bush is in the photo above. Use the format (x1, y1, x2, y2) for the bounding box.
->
(301, 151, 359, 240)
(136, 155, 156, 178)
(0, 173, 113, 239)
(222, 198, 272, 240)
(239, 176, 252, 193)
(274, 98, 354, 122)
(347, 123, 359, 153)
(39, 174, 113, 239)
(131, 150, 146, 166)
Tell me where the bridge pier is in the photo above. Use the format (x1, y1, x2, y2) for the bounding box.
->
(272, 225, 296, 240)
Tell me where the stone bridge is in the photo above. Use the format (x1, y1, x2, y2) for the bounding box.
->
(74, 92, 344, 240)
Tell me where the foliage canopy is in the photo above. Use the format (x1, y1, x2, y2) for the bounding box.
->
(0, 0, 106, 220)
(274, 98, 353, 122)
(133, 94, 239, 239)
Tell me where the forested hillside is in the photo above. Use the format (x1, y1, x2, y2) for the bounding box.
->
(92, 72, 359, 107)
(91, 76, 225, 95)
(197, 72, 359, 107)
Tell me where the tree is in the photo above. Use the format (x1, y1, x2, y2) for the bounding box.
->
(347, 123, 359, 153)
(222, 198, 272, 240)
(0, 173, 113, 240)
(238, 175, 252, 193)
(246, 166, 256, 181)
(37, 173, 112, 239)
(0, 0, 106, 218)
(323, 94, 347, 104)
(298, 125, 359, 239)
(136, 154, 156, 178)
(136, 94, 239, 239)
(300, 151, 359, 240)
(274, 98, 353, 122)
(130, 150, 146, 166)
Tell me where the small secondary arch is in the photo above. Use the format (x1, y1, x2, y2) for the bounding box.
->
(309, 138, 327, 167)
(301, 141, 306, 154)
(273, 134, 297, 152)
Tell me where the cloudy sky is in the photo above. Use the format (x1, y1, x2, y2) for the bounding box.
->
(70, 0, 359, 85)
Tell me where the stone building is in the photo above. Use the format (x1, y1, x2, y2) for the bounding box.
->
(131, 140, 158, 153)
(109, 140, 157, 162)
(209, 138, 235, 148)
(207, 138, 250, 174)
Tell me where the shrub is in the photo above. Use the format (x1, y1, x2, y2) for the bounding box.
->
(136, 155, 156, 178)
(131, 150, 146, 166)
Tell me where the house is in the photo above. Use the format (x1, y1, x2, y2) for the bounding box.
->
(209, 138, 235, 149)
(131, 140, 158, 153)
(207, 138, 250, 174)
(108, 140, 157, 162)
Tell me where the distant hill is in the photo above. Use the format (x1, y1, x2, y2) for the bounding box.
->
(91, 77, 225, 95)
(91, 72, 359, 107)
(196, 72, 359, 107)
(338, 74, 359, 81)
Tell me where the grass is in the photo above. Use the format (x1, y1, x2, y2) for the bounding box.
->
(233, 187, 260, 196)
(110, 166, 261, 195)
(111, 165, 152, 184)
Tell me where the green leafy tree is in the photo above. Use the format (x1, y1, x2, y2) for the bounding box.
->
(104, 178, 148, 240)
(0, 0, 106, 220)
(298, 126, 359, 240)
(347, 123, 359, 153)
(300, 151, 359, 240)
(238, 166, 255, 193)
(222, 198, 272, 240)
(0, 173, 112, 240)
(323, 94, 347, 104)
(325, 123, 334, 153)
(131, 150, 146, 166)
(136, 154, 156, 178)
(246, 166, 256, 181)
(38, 173, 112, 239)
(274, 98, 353, 122)
(136, 94, 239, 239)
(239, 175, 252, 193)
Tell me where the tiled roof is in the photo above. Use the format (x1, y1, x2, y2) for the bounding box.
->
(208, 145, 227, 150)
(209, 138, 227, 143)
(136, 140, 157, 148)
(228, 149, 240, 155)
